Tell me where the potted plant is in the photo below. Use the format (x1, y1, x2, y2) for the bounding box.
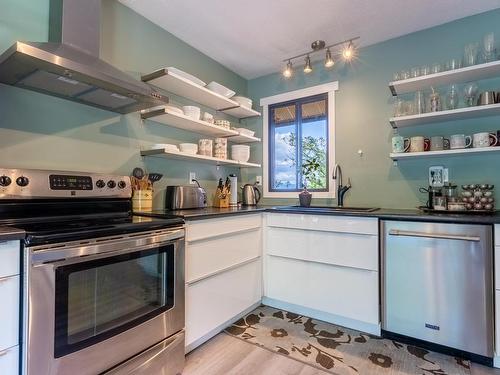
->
(298, 160, 320, 207)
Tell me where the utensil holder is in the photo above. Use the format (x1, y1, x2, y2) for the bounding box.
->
(132, 190, 153, 211)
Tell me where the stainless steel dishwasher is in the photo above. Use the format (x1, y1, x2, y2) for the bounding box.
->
(381, 220, 494, 361)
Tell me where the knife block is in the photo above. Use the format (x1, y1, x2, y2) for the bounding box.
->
(213, 195, 230, 208)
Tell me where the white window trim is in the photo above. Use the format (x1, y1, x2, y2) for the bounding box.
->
(260, 81, 339, 198)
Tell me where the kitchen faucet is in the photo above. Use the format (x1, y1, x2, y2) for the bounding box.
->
(332, 164, 351, 207)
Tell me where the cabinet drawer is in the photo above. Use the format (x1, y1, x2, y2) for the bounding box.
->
(187, 214, 262, 242)
(267, 227, 377, 271)
(266, 213, 377, 235)
(186, 259, 262, 347)
(186, 227, 261, 283)
(265, 256, 378, 325)
(0, 345, 19, 375)
(0, 275, 19, 351)
(0, 241, 20, 278)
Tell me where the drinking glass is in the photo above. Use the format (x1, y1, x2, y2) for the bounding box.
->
(464, 43, 479, 66)
(445, 84, 459, 110)
(420, 65, 431, 75)
(393, 71, 401, 81)
(414, 91, 426, 114)
(400, 70, 410, 80)
(394, 97, 405, 117)
(431, 63, 442, 74)
(410, 67, 420, 78)
(483, 33, 496, 62)
(446, 58, 462, 70)
(463, 82, 478, 107)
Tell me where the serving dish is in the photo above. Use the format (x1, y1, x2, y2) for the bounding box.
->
(167, 67, 206, 86)
(205, 81, 236, 98)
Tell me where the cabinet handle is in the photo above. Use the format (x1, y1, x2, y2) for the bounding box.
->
(388, 229, 480, 242)
(0, 348, 10, 356)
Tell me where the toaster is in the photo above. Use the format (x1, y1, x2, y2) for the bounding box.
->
(165, 185, 207, 209)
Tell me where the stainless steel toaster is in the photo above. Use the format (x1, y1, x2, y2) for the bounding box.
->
(165, 185, 207, 209)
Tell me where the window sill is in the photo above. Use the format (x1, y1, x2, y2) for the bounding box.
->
(264, 191, 335, 199)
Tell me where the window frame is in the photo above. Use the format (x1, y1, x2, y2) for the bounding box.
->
(260, 82, 338, 198)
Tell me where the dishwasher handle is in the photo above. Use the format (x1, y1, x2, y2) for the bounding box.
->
(388, 229, 481, 242)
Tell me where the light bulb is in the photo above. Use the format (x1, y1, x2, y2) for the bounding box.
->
(324, 49, 334, 68)
(282, 60, 293, 78)
(304, 55, 312, 73)
(342, 42, 354, 60)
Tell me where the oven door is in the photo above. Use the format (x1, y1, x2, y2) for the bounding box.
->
(25, 228, 185, 375)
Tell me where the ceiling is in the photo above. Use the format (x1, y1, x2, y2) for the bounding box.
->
(119, 0, 500, 79)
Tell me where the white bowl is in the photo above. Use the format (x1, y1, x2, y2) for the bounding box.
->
(165, 105, 184, 116)
(182, 106, 201, 120)
(205, 81, 236, 98)
(231, 145, 250, 162)
(179, 143, 198, 154)
(167, 67, 206, 86)
(151, 143, 178, 151)
(232, 96, 252, 108)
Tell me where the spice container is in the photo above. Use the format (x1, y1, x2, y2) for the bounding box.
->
(198, 139, 213, 156)
(214, 138, 227, 159)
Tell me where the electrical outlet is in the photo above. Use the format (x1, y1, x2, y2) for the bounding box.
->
(189, 172, 196, 184)
(256, 175, 262, 185)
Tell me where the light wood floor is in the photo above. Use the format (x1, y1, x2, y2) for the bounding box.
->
(184, 333, 500, 375)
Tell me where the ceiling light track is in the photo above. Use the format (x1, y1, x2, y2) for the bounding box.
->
(282, 36, 360, 78)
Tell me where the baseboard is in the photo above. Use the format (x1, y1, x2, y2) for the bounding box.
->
(262, 297, 381, 336)
(185, 301, 262, 354)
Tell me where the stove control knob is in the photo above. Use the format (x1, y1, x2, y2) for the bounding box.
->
(118, 181, 126, 189)
(96, 179, 105, 188)
(0, 176, 12, 187)
(107, 180, 116, 189)
(16, 176, 29, 187)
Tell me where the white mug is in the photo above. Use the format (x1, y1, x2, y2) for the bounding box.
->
(450, 134, 472, 149)
(473, 132, 497, 148)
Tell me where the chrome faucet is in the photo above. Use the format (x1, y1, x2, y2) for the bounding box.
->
(332, 164, 351, 207)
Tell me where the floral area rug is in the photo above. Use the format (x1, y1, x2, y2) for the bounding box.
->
(224, 305, 471, 375)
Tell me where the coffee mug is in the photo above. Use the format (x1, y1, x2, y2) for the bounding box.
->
(430, 136, 450, 151)
(391, 135, 409, 153)
(408, 136, 430, 152)
(473, 132, 497, 148)
(450, 134, 472, 149)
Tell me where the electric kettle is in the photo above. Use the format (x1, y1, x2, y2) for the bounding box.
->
(241, 183, 261, 206)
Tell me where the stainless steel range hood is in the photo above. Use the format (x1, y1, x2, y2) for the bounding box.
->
(0, 0, 167, 114)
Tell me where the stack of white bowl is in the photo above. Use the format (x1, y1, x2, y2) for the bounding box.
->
(232, 96, 252, 109)
(182, 106, 201, 120)
(231, 145, 250, 162)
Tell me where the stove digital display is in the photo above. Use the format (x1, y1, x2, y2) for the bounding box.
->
(49, 175, 93, 190)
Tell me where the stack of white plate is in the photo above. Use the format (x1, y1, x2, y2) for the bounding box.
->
(179, 143, 198, 154)
(151, 143, 179, 152)
(232, 96, 252, 109)
(231, 145, 250, 162)
(205, 81, 235, 98)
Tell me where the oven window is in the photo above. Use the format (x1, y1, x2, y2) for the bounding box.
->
(54, 245, 174, 357)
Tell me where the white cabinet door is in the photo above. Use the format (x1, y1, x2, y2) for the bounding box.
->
(186, 259, 262, 349)
(0, 346, 19, 375)
(0, 242, 19, 278)
(0, 275, 19, 351)
(186, 228, 261, 283)
(265, 256, 379, 325)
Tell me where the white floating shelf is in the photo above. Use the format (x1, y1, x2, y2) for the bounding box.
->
(221, 106, 261, 119)
(390, 147, 500, 161)
(141, 107, 238, 137)
(389, 60, 500, 96)
(228, 133, 261, 143)
(141, 149, 261, 168)
(390, 103, 500, 128)
(141, 68, 260, 118)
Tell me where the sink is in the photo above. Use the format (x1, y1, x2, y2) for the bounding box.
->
(290, 205, 379, 212)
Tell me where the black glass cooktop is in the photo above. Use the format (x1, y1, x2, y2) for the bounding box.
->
(0, 199, 184, 246)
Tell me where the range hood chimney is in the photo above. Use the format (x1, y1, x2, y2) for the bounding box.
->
(0, 0, 167, 114)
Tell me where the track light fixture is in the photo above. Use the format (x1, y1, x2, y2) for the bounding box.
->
(282, 37, 359, 79)
(303, 55, 312, 74)
(282, 60, 293, 78)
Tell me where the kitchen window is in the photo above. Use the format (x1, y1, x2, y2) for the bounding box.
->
(260, 82, 338, 198)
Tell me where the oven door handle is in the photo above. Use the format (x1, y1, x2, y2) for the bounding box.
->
(30, 228, 184, 265)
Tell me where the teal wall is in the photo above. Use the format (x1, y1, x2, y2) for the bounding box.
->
(246, 9, 500, 209)
(0, 0, 248, 206)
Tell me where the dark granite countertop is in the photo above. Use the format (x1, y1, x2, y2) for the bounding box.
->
(136, 205, 500, 225)
(0, 226, 25, 241)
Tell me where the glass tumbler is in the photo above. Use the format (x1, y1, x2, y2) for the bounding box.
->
(445, 85, 459, 110)
(414, 91, 425, 114)
(464, 43, 479, 66)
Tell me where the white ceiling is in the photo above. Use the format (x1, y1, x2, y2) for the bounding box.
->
(119, 0, 500, 79)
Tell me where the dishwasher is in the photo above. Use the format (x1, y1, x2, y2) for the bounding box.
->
(381, 220, 494, 363)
